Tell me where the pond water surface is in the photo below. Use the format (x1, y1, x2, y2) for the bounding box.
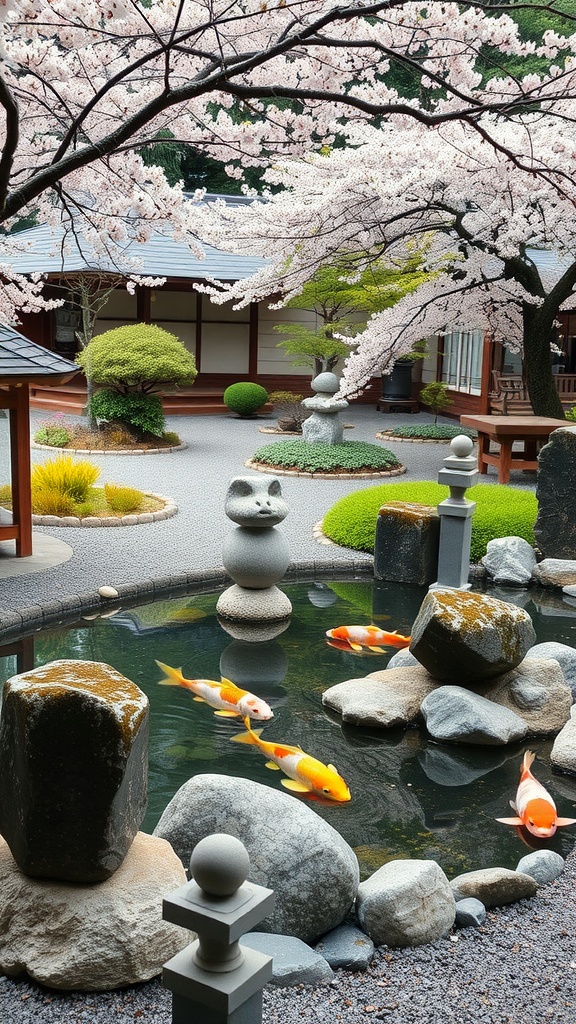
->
(2, 579, 576, 880)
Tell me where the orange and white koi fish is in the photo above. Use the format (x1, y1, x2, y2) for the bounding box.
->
(496, 750, 576, 838)
(325, 624, 411, 653)
(231, 717, 351, 802)
(155, 661, 273, 721)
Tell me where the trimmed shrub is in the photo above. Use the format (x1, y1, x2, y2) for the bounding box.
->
(104, 482, 144, 513)
(76, 323, 197, 392)
(224, 382, 268, 417)
(251, 440, 402, 473)
(322, 481, 537, 563)
(89, 389, 165, 437)
(31, 455, 100, 502)
(379, 424, 477, 441)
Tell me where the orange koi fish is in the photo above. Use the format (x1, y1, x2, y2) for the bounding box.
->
(231, 716, 351, 802)
(496, 750, 576, 838)
(325, 624, 411, 652)
(155, 661, 273, 721)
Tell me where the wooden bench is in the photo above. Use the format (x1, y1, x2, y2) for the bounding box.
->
(489, 372, 532, 414)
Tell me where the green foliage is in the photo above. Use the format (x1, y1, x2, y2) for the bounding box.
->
(268, 390, 309, 431)
(269, 390, 305, 404)
(223, 382, 269, 416)
(90, 389, 165, 437)
(251, 440, 402, 472)
(31, 488, 79, 517)
(381, 424, 476, 440)
(162, 431, 182, 446)
(104, 482, 144, 513)
(565, 404, 576, 422)
(76, 323, 197, 393)
(31, 455, 100, 502)
(419, 381, 453, 423)
(322, 482, 537, 562)
(34, 418, 71, 447)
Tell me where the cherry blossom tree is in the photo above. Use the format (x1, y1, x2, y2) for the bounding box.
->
(1, 0, 576, 332)
(195, 107, 576, 418)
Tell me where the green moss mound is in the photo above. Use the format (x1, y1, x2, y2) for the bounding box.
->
(251, 440, 403, 473)
(322, 481, 537, 563)
(224, 382, 268, 416)
(379, 424, 477, 441)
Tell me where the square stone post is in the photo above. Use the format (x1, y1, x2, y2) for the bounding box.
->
(430, 436, 479, 591)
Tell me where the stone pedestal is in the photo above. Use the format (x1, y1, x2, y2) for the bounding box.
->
(430, 435, 478, 591)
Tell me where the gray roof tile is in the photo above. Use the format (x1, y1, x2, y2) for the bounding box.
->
(0, 324, 79, 378)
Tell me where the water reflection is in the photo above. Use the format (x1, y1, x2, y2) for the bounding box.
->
(1, 580, 576, 880)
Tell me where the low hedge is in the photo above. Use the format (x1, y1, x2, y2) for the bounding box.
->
(251, 440, 403, 473)
(322, 481, 537, 563)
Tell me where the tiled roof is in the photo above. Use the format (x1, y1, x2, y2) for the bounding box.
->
(0, 324, 79, 379)
(0, 197, 266, 281)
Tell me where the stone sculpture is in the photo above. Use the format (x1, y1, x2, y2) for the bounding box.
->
(535, 425, 576, 558)
(217, 475, 292, 622)
(301, 371, 348, 444)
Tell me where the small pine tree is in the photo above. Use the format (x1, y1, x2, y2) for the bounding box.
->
(419, 381, 454, 423)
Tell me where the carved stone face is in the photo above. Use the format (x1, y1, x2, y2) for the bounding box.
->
(224, 476, 288, 527)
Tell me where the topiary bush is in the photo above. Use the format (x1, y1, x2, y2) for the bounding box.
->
(89, 389, 165, 437)
(322, 481, 537, 563)
(251, 440, 403, 473)
(224, 382, 269, 417)
(76, 323, 197, 393)
(378, 424, 477, 441)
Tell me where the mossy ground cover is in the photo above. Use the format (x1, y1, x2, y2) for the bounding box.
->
(322, 481, 537, 563)
(377, 424, 477, 441)
(250, 439, 403, 473)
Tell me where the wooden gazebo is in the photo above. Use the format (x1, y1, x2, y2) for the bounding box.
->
(0, 325, 79, 556)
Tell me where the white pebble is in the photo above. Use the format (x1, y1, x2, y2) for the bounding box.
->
(98, 585, 119, 599)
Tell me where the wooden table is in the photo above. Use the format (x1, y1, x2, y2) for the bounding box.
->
(460, 414, 566, 484)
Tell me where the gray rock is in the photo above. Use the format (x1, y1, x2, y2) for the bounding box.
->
(532, 559, 576, 589)
(481, 659, 572, 735)
(420, 686, 528, 746)
(387, 648, 419, 670)
(516, 850, 565, 885)
(409, 590, 536, 684)
(374, 502, 439, 585)
(0, 659, 149, 883)
(216, 583, 292, 622)
(153, 774, 359, 943)
(450, 867, 537, 906)
(356, 859, 455, 948)
(524, 642, 576, 699)
(322, 667, 437, 728)
(0, 832, 188, 990)
(563, 585, 576, 597)
(481, 536, 537, 587)
(314, 924, 374, 971)
(454, 898, 486, 928)
(551, 706, 576, 774)
(221, 528, 291, 588)
(535, 426, 576, 558)
(241, 933, 333, 987)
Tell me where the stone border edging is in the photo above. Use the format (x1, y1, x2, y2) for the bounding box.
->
(0, 562, 374, 642)
(30, 493, 177, 528)
(376, 431, 477, 445)
(245, 458, 406, 480)
(32, 442, 187, 455)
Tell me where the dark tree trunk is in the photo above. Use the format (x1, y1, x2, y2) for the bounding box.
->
(523, 305, 565, 419)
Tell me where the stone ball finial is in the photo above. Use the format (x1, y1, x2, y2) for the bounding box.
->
(450, 435, 474, 458)
(311, 371, 339, 395)
(190, 834, 251, 896)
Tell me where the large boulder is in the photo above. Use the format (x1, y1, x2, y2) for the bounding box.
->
(356, 859, 455, 948)
(409, 589, 536, 684)
(524, 642, 576, 700)
(420, 686, 528, 745)
(153, 774, 359, 943)
(0, 659, 149, 882)
(551, 706, 576, 774)
(534, 426, 576, 558)
(0, 832, 188, 990)
(374, 502, 440, 585)
(480, 659, 572, 735)
(481, 536, 537, 587)
(450, 867, 537, 906)
(322, 667, 437, 728)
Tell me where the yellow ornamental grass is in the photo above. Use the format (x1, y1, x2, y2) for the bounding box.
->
(31, 455, 100, 503)
(104, 482, 144, 514)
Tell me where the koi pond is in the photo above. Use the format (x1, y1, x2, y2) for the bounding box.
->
(2, 578, 576, 880)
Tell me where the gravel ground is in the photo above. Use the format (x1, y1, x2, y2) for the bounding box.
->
(1, 849, 575, 1023)
(2, 404, 570, 1023)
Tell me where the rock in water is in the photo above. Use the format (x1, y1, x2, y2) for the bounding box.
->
(450, 867, 537, 906)
(0, 832, 188, 990)
(409, 589, 535, 684)
(356, 859, 455, 947)
(0, 659, 149, 882)
(481, 536, 537, 587)
(154, 773, 359, 943)
(534, 426, 576, 558)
